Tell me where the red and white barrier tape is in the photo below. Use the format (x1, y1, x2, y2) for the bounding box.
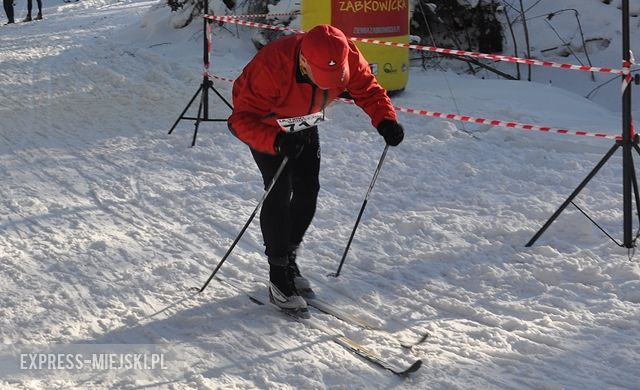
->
(211, 74, 235, 83)
(622, 60, 634, 93)
(356, 38, 625, 75)
(204, 15, 627, 76)
(209, 73, 620, 141)
(204, 18, 213, 76)
(216, 11, 299, 19)
(334, 98, 621, 141)
(206, 15, 296, 32)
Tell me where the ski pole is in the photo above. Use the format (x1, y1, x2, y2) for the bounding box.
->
(198, 157, 289, 293)
(331, 144, 390, 278)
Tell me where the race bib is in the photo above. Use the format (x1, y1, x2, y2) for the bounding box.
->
(276, 112, 328, 133)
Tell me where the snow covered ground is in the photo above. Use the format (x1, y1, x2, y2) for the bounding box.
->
(0, 0, 639, 388)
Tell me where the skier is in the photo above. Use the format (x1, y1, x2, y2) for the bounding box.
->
(23, 0, 42, 22)
(227, 24, 404, 314)
(3, 0, 13, 24)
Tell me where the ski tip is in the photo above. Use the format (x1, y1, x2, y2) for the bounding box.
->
(399, 359, 423, 376)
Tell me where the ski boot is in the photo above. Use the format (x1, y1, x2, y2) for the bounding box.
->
(268, 257, 309, 318)
(287, 245, 316, 299)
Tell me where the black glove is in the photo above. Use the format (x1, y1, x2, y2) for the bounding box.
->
(376, 119, 404, 146)
(274, 132, 305, 158)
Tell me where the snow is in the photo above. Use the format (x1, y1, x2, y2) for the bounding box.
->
(0, 0, 639, 388)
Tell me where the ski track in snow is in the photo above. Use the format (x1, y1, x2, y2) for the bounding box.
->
(1, 0, 639, 389)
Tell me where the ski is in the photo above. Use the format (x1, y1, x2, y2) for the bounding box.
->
(307, 297, 382, 330)
(214, 277, 422, 377)
(306, 297, 430, 350)
(247, 293, 423, 377)
(305, 275, 430, 349)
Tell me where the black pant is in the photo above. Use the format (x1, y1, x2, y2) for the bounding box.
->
(251, 127, 320, 259)
(27, 0, 41, 16)
(3, 0, 13, 23)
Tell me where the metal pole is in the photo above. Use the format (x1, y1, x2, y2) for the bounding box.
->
(168, 85, 202, 135)
(198, 157, 289, 293)
(202, 0, 210, 120)
(332, 145, 390, 277)
(622, 0, 633, 247)
(526, 143, 621, 247)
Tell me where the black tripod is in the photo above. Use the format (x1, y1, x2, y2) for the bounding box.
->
(168, 0, 233, 147)
(527, 0, 639, 249)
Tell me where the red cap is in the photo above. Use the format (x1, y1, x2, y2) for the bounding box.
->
(300, 25, 350, 89)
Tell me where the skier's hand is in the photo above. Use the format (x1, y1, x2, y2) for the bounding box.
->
(274, 131, 305, 158)
(376, 120, 404, 146)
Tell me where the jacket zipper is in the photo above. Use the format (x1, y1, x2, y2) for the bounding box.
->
(307, 84, 317, 115)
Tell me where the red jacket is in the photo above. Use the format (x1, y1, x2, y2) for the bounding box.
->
(228, 33, 398, 154)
